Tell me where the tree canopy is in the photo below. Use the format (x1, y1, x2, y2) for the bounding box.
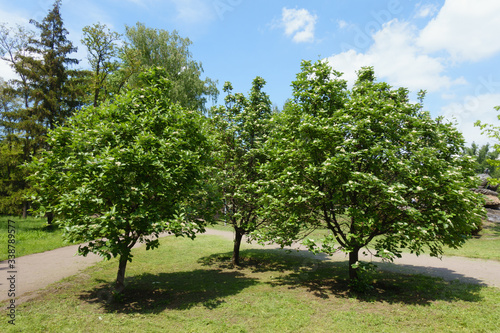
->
(475, 106, 500, 183)
(463, 142, 500, 178)
(209, 77, 273, 265)
(256, 60, 485, 285)
(112, 22, 218, 112)
(27, 67, 216, 293)
(0, 1, 84, 216)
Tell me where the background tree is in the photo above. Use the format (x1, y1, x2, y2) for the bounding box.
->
(111, 22, 218, 112)
(463, 142, 500, 178)
(0, 1, 86, 217)
(27, 67, 215, 294)
(475, 108, 500, 183)
(210, 77, 273, 265)
(21, 0, 85, 131)
(0, 24, 36, 216)
(257, 60, 485, 287)
(81, 23, 121, 107)
(0, 78, 27, 215)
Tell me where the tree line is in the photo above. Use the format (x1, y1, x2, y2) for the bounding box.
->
(0, 1, 489, 292)
(0, 0, 217, 217)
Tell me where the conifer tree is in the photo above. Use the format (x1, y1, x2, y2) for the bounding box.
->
(0, 0, 85, 216)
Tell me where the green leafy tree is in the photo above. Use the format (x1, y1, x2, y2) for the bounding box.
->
(0, 78, 28, 215)
(81, 23, 121, 107)
(210, 77, 273, 265)
(475, 106, 500, 182)
(21, 0, 85, 131)
(463, 142, 500, 178)
(257, 60, 484, 286)
(1, 1, 86, 217)
(111, 22, 218, 112)
(0, 24, 37, 216)
(27, 67, 215, 293)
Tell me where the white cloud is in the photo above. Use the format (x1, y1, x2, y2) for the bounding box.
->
(327, 20, 462, 92)
(418, 0, 500, 62)
(414, 3, 438, 18)
(337, 19, 348, 29)
(280, 7, 317, 43)
(0, 60, 17, 82)
(441, 93, 500, 146)
(0, 9, 29, 27)
(169, 0, 215, 24)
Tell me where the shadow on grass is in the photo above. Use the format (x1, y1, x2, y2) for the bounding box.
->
(79, 268, 258, 314)
(199, 248, 486, 306)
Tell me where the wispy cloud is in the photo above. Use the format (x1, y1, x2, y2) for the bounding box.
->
(414, 3, 438, 18)
(418, 0, 500, 62)
(280, 7, 317, 43)
(169, 0, 216, 24)
(327, 20, 463, 93)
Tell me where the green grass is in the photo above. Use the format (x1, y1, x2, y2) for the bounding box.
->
(214, 218, 500, 262)
(1, 235, 499, 332)
(441, 220, 500, 261)
(0, 216, 65, 261)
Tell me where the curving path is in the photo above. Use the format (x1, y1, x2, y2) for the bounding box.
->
(1, 228, 499, 304)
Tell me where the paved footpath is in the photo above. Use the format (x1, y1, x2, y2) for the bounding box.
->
(1, 229, 499, 304)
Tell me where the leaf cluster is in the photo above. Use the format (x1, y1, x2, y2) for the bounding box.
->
(256, 60, 485, 262)
(209, 77, 273, 234)
(27, 67, 214, 260)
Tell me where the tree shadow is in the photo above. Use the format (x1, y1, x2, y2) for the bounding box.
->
(198, 248, 329, 273)
(199, 248, 487, 306)
(272, 260, 487, 305)
(78, 268, 258, 314)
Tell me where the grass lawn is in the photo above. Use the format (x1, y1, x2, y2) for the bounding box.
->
(1, 235, 498, 332)
(0, 216, 65, 261)
(212, 219, 500, 262)
(441, 220, 500, 261)
(1, 216, 499, 263)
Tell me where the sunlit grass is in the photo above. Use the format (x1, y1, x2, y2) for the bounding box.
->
(442, 220, 500, 261)
(0, 216, 65, 261)
(1, 235, 498, 333)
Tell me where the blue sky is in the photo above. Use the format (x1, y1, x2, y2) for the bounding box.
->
(1, 0, 500, 146)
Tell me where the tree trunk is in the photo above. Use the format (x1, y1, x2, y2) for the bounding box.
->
(115, 255, 128, 294)
(22, 201, 29, 219)
(348, 249, 360, 282)
(232, 228, 244, 266)
(46, 212, 54, 229)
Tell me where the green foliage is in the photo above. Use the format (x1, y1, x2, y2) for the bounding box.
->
(81, 22, 121, 107)
(257, 60, 485, 284)
(111, 22, 218, 112)
(22, 0, 85, 130)
(209, 77, 273, 265)
(463, 142, 500, 178)
(475, 106, 500, 183)
(0, 79, 28, 215)
(0, 1, 86, 216)
(0, 216, 64, 261)
(27, 67, 216, 292)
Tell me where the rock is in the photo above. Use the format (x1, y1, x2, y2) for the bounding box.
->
(472, 187, 499, 196)
(483, 194, 500, 208)
(477, 173, 499, 191)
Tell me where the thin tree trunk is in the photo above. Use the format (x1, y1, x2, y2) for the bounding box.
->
(349, 249, 360, 282)
(232, 228, 244, 266)
(115, 255, 128, 294)
(46, 212, 54, 229)
(22, 201, 29, 219)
